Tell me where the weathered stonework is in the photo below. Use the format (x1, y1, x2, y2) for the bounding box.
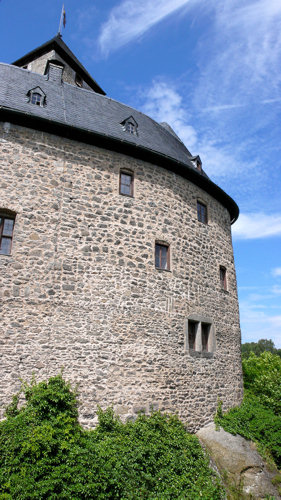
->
(0, 121, 243, 430)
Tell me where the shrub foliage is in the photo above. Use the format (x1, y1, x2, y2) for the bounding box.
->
(0, 375, 223, 499)
(215, 351, 281, 467)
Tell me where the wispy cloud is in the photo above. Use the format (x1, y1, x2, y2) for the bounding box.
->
(232, 213, 281, 240)
(202, 104, 246, 112)
(98, 0, 192, 56)
(194, 0, 281, 108)
(138, 80, 252, 180)
(272, 267, 281, 277)
(141, 81, 197, 149)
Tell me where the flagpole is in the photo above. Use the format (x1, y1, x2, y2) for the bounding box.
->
(58, 4, 64, 36)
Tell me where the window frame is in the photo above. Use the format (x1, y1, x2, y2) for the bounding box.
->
(28, 87, 46, 107)
(31, 92, 42, 106)
(197, 200, 208, 224)
(125, 121, 136, 134)
(0, 212, 16, 256)
(201, 322, 211, 352)
(219, 266, 227, 291)
(188, 320, 198, 350)
(119, 171, 134, 197)
(155, 241, 170, 271)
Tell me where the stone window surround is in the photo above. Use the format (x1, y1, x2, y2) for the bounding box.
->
(119, 169, 134, 197)
(155, 240, 171, 271)
(0, 210, 16, 256)
(197, 199, 208, 224)
(184, 314, 216, 358)
(220, 265, 228, 291)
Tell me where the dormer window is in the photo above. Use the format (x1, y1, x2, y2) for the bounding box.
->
(121, 116, 138, 136)
(75, 73, 83, 88)
(190, 155, 202, 172)
(27, 87, 46, 107)
(31, 93, 42, 106)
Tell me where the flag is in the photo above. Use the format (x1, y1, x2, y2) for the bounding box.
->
(63, 6, 66, 28)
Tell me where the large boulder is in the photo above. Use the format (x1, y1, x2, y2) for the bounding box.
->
(197, 423, 280, 498)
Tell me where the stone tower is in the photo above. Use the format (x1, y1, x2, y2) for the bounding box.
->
(0, 36, 243, 429)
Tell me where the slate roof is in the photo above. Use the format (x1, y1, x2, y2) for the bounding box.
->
(0, 59, 239, 222)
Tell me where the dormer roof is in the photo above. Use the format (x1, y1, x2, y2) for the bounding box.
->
(12, 35, 106, 95)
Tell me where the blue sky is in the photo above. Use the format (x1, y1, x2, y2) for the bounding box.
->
(0, 0, 280, 346)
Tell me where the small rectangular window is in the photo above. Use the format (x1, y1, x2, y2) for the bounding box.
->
(31, 92, 42, 106)
(197, 201, 207, 224)
(201, 323, 210, 352)
(155, 243, 170, 270)
(0, 215, 15, 255)
(220, 266, 227, 290)
(120, 172, 133, 197)
(188, 321, 197, 350)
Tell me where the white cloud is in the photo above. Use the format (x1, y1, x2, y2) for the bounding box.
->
(194, 0, 281, 108)
(240, 301, 281, 347)
(138, 80, 253, 180)
(232, 213, 281, 240)
(272, 267, 281, 277)
(141, 81, 198, 149)
(98, 0, 192, 56)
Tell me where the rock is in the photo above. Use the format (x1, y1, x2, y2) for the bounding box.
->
(197, 423, 280, 499)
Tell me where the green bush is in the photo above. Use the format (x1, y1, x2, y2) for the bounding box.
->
(243, 352, 281, 415)
(215, 352, 281, 468)
(0, 375, 224, 499)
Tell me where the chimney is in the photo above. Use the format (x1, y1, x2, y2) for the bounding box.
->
(45, 60, 64, 84)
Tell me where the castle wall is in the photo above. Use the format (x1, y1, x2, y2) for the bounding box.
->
(0, 121, 243, 430)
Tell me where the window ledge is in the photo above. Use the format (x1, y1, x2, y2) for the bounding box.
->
(155, 267, 172, 272)
(119, 193, 134, 198)
(188, 349, 214, 359)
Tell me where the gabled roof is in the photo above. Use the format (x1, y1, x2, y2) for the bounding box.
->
(12, 35, 106, 96)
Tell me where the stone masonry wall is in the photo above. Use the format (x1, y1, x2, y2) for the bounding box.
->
(0, 121, 243, 430)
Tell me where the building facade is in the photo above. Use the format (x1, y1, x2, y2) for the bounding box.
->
(0, 36, 243, 429)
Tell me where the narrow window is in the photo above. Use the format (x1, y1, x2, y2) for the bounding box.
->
(31, 92, 42, 106)
(120, 172, 133, 197)
(188, 321, 198, 350)
(201, 323, 210, 352)
(75, 74, 83, 88)
(155, 242, 170, 270)
(197, 201, 207, 224)
(220, 266, 227, 290)
(0, 214, 15, 255)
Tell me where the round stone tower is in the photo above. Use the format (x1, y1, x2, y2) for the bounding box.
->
(0, 36, 243, 429)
